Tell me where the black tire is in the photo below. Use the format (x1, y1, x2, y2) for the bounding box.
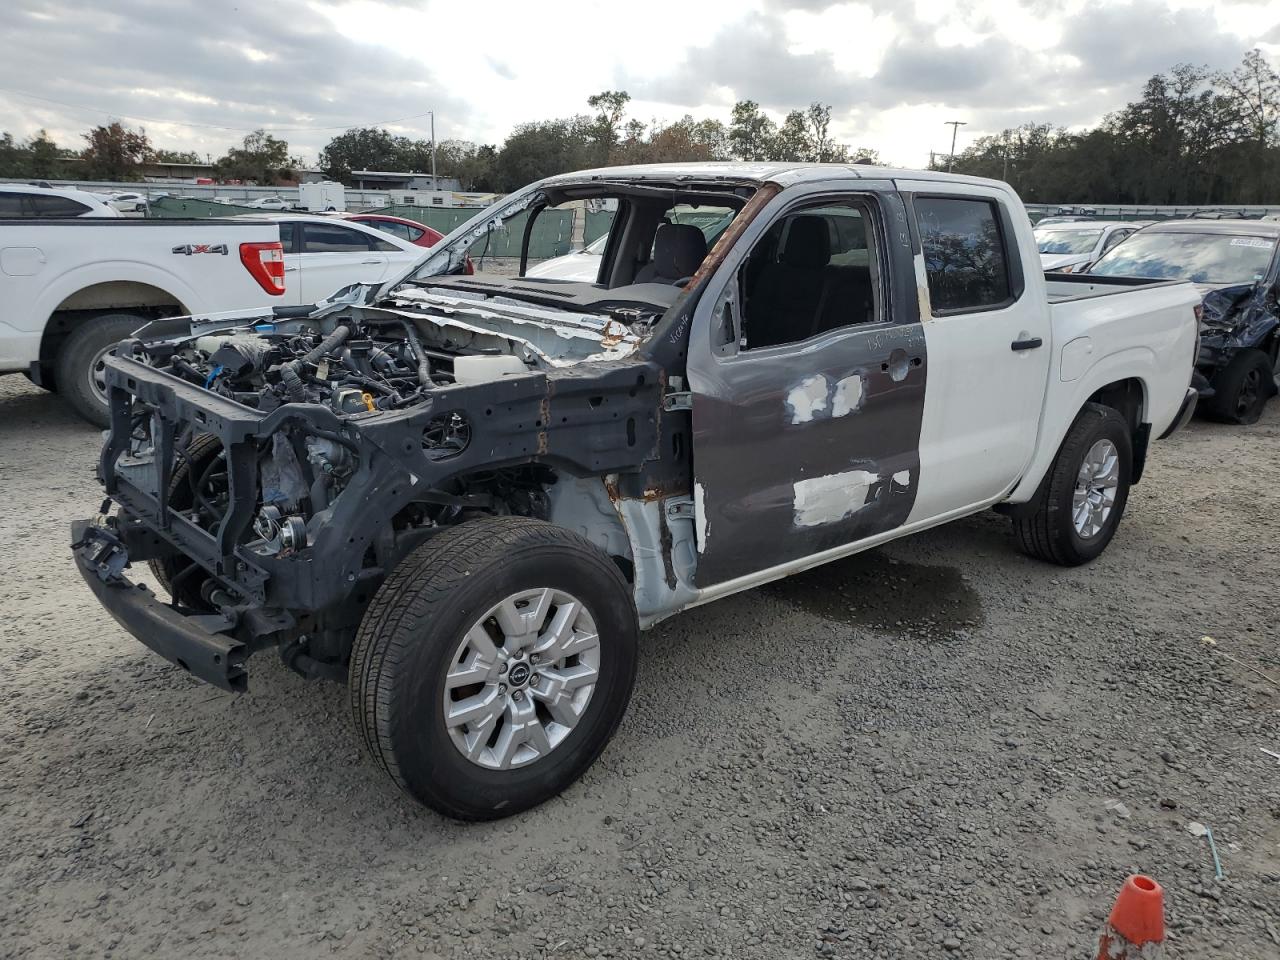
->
(350, 516, 639, 820)
(54, 312, 148, 427)
(1013, 403, 1132, 566)
(147, 433, 223, 609)
(1205, 349, 1274, 425)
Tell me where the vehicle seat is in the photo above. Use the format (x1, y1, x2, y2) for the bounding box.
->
(817, 266, 874, 334)
(635, 223, 707, 285)
(745, 215, 831, 348)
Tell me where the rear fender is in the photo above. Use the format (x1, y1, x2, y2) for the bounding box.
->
(1006, 350, 1153, 505)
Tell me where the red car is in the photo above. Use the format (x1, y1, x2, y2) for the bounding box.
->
(344, 213, 445, 248)
(344, 213, 475, 274)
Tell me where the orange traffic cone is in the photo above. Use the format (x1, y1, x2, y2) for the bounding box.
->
(1097, 875, 1165, 958)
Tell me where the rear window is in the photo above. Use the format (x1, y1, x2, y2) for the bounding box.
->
(302, 223, 372, 253)
(0, 192, 27, 217)
(1089, 231, 1278, 284)
(28, 194, 91, 217)
(1035, 229, 1102, 255)
(915, 197, 1012, 313)
(367, 220, 413, 242)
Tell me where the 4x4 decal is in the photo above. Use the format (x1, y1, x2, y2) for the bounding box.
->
(171, 243, 229, 256)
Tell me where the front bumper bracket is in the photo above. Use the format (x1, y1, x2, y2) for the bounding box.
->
(71, 520, 248, 692)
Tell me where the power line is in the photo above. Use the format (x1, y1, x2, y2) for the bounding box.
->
(0, 86, 437, 134)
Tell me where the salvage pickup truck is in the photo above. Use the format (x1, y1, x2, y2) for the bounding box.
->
(0, 218, 284, 424)
(72, 163, 1201, 820)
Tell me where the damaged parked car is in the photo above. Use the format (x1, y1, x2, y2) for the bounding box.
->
(73, 162, 1201, 820)
(1085, 219, 1280, 424)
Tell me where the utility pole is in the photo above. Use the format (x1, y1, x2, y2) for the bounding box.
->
(429, 111, 437, 192)
(944, 120, 967, 172)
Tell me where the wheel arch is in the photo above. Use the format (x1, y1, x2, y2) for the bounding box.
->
(37, 279, 194, 385)
(1007, 365, 1153, 506)
(1086, 377, 1150, 484)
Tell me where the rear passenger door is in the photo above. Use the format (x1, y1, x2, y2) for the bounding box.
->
(896, 183, 1052, 522)
(686, 183, 928, 586)
(294, 221, 392, 303)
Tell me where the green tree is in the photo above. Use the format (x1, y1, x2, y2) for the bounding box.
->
(493, 118, 595, 191)
(728, 101, 778, 161)
(586, 90, 631, 164)
(0, 132, 26, 178)
(434, 139, 498, 191)
(153, 148, 202, 164)
(216, 129, 291, 185)
(81, 121, 151, 181)
(320, 127, 399, 181)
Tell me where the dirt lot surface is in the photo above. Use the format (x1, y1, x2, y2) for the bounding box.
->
(1, 373, 1278, 960)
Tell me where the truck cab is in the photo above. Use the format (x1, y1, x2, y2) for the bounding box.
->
(72, 163, 1201, 821)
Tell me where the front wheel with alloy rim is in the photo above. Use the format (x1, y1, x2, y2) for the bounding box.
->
(349, 516, 638, 820)
(1013, 402, 1132, 566)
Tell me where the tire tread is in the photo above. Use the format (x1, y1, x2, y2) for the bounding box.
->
(349, 516, 634, 819)
(1013, 403, 1130, 566)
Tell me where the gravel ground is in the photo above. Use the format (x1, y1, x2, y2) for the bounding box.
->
(1, 373, 1278, 960)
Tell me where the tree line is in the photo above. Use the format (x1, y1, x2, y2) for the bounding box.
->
(317, 92, 881, 192)
(1, 47, 1276, 203)
(0, 121, 297, 184)
(0, 93, 874, 190)
(943, 50, 1280, 205)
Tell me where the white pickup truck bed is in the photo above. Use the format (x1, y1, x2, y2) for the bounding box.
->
(0, 217, 282, 423)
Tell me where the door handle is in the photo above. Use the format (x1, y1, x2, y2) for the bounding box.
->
(360, 258, 382, 265)
(1011, 337, 1043, 351)
(283, 265, 298, 272)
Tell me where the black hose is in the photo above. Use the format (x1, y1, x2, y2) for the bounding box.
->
(305, 427, 361, 457)
(398, 320, 435, 387)
(299, 324, 351, 366)
(281, 324, 352, 400)
(280, 363, 305, 401)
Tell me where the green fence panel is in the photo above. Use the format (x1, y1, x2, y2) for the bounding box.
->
(377, 205, 577, 259)
(585, 210, 615, 244)
(149, 197, 262, 218)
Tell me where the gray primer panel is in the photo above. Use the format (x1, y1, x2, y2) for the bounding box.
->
(685, 184, 927, 586)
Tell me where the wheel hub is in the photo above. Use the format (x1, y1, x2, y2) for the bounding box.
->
(442, 587, 601, 771)
(1072, 438, 1120, 540)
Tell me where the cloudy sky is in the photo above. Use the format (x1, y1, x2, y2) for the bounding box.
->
(2, 0, 1278, 169)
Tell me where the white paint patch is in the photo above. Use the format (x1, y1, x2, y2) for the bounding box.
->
(892, 470, 910, 487)
(785, 375, 829, 424)
(831, 374, 864, 417)
(793, 470, 878, 527)
(693, 482, 708, 553)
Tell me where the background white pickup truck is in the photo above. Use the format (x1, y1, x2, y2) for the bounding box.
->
(0, 214, 426, 424)
(0, 218, 284, 424)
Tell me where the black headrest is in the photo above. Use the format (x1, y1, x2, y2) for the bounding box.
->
(782, 215, 830, 268)
(653, 223, 707, 279)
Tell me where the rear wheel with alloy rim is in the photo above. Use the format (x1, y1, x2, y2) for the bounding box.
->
(54, 312, 149, 427)
(1013, 402, 1132, 566)
(1072, 438, 1120, 539)
(350, 516, 638, 820)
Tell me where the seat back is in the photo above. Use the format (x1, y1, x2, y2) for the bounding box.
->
(635, 223, 707, 284)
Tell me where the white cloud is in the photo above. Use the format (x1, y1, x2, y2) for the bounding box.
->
(0, 0, 1277, 169)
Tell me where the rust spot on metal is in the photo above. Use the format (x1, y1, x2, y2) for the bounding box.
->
(677, 182, 782, 297)
(537, 385, 552, 455)
(600, 319, 627, 347)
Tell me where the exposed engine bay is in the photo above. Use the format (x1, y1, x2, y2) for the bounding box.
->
(95, 291, 668, 681)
